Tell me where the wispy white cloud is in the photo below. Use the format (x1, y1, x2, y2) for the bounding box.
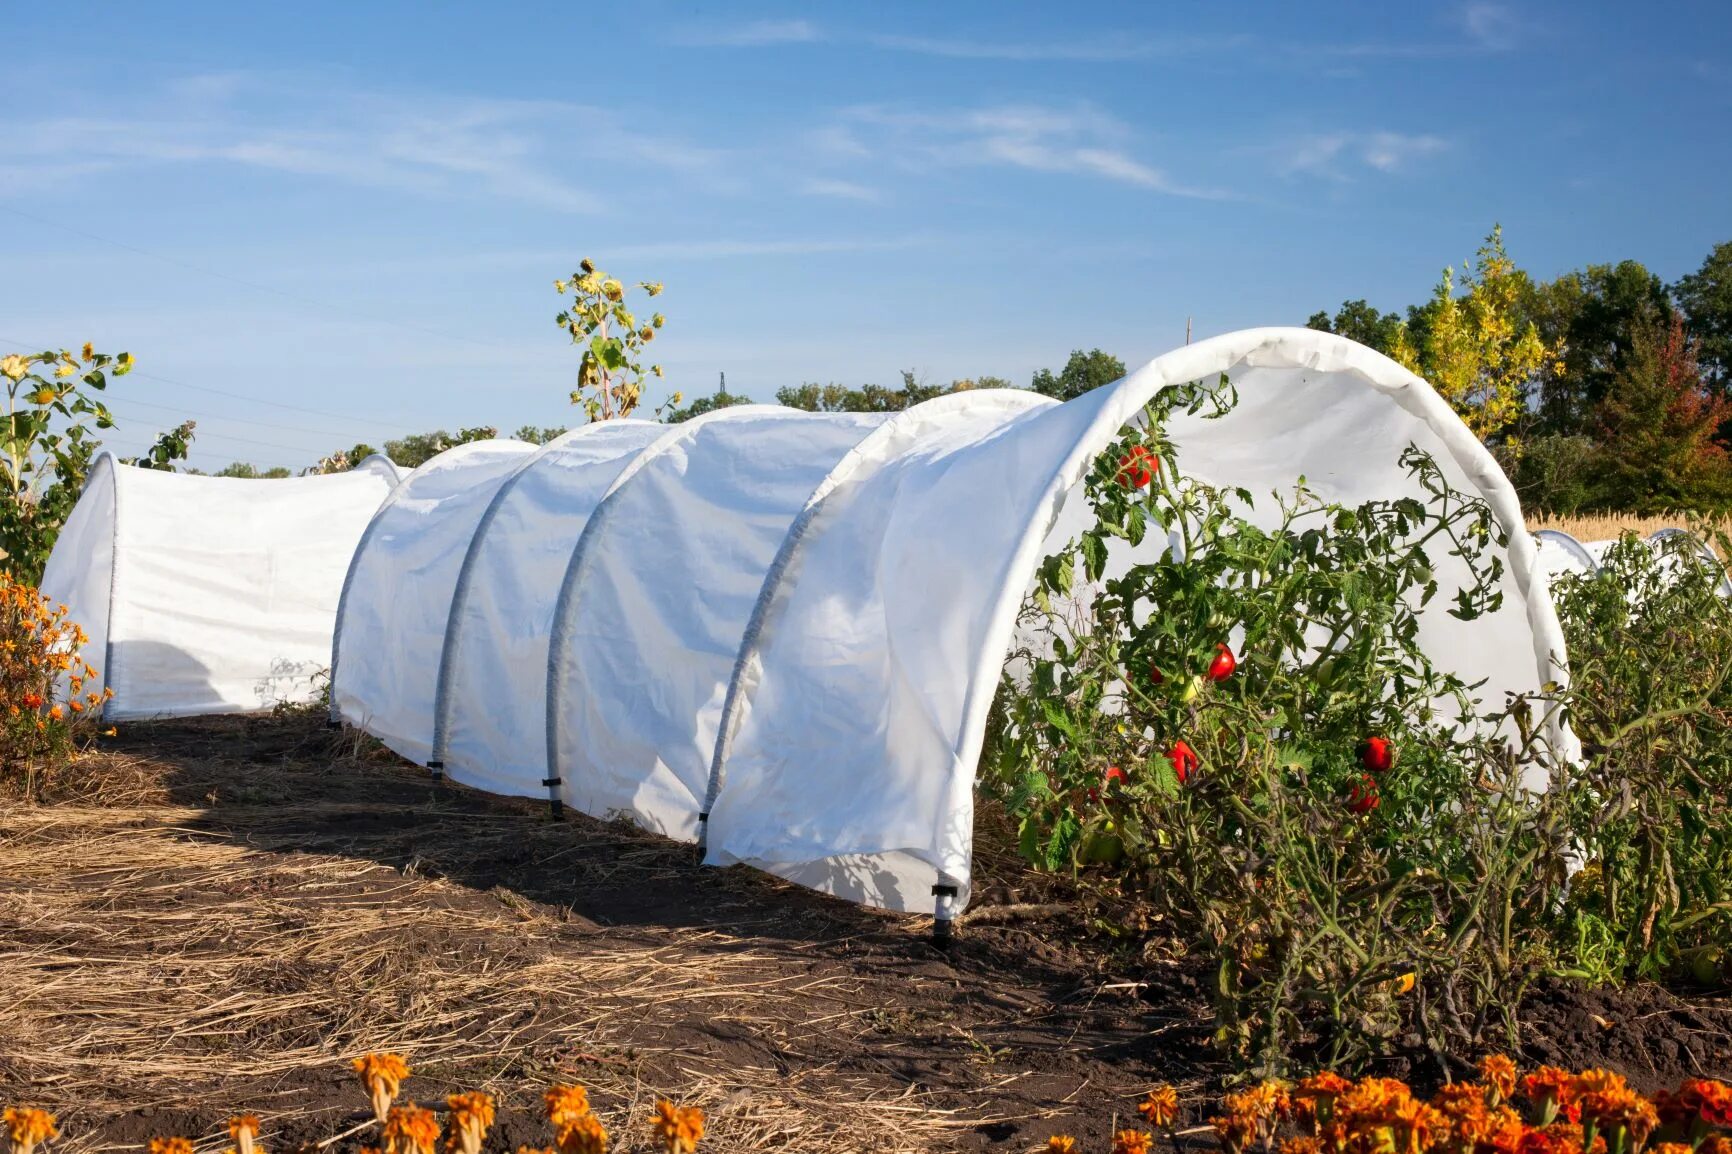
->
(797, 177, 882, 202)
(1458, 3, 1521, 52)
(830, 103, 1232, 199)
(0, 73, 736, 210)
(860, 31, 1245, 61)
(672, 19, 823, 47)
(1269, 130, 1450, 180)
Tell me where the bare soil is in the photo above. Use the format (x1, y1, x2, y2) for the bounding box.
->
(1, 714, 1728, 1154)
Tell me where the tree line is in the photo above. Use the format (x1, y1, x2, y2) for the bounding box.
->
(1309, 229, 1732, 514)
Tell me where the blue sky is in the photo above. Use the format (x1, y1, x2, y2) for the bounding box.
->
(4, 1, 1729, 471)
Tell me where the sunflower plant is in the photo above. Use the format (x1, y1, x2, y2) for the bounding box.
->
(555, 260, 675, 422)
(987, 374, 1571, 1071)
(1, 344, 133, 583)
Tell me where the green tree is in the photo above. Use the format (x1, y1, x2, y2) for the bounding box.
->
(215, 461, 292, 479)
(383, 427, 497, 469)
(1525, 261, 1671, 436)
(1304, 300, 1405, 357)
(512, 425, 569, 446)
(1590, 311, 1732, 511)
(1030, 349, 1125, 401)
(1392, 226, 1554, 441)
(776, 370, 949, 413)
(1675, 240, 1732, 392)
(1, 342, 134, 582)
(664, 385, 754, 422)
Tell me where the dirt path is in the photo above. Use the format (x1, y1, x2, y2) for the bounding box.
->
(0, 716, 1212, 1154)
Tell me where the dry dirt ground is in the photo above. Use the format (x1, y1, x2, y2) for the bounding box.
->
(2, 714, 1729, 1154)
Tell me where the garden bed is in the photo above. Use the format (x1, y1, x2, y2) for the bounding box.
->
(1, 714, 1728, 1153)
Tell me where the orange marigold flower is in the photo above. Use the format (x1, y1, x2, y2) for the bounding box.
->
(1521, 1067, 1581, 1126)
(544, 1085, 592, 1130)
(1213, 1112, 1259, 1154)
(1650, 1144, 1694, 1154)
(445, 1093, 495, 1154)
(647, 1101, 704, 1154)
(354, 1053, 412, 1123)
(1480, 1056, 1519, 1103)
(4, 1107, 59, 1154)
(1678, 1079, 1732, 1128)
(1578, 1085, 1658, 1151)
(1281, 1139, 1324, 1154)
(383, 1104, 440, 1154)
(150, 1140, 195, 1154)
(649, 1101, 704, 1154)
(555, 1113, 608, 1154)
(1140, 1084, 1179, 1129)
(1046, 1139, 1079, 1154)
(47, 705, 62, 721)
(229, 1114, 262, 1154)
(1700, 1138, 1732, 1154)
(20, 692, 42, 710)
(1111, 1131, 1153, 1154)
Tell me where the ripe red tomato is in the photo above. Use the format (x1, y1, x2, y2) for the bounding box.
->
(1116, 444, 1156, 489)
(1358, 735, 1395, 773)
(1166, 740, 1200, 785)
(1346, 774, 1381, 814)
(1207, 642, 1236, 682)
(1148, 661, 1164, 685)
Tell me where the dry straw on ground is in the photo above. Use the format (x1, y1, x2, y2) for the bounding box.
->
(0, 736, 990, 1153)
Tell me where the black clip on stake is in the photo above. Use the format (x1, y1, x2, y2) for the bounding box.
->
(931, 883, 959, 947)
(543, 778, 564, 821)
(426, 760, 444, 780)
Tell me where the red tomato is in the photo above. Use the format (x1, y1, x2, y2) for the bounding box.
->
(1207, 642, 1236, 682)
(1358, 735, 1395, 773)
(1166, 740, 1200, 785)
(1346, 774, 1381, 814)
(1116, 444, 1156, 489)
(1148, 662, 1164, 685)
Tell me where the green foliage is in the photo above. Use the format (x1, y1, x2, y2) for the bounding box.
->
(513, 425, 569, 446)
(1588, 312, 1732, 512)
(776, 371, 1012, 413)
(1031, 349, 1125, 401)
(1525, 260, 1671, 437)
(0, 343, 133, 582)
(214, 461, 293, 479)
(1551, 530, 1732, 983)
(663, 385, 754, 422)
(121, 420, 196, 472)
(1675, 240, 1732, 392)
(555, 258, 665, 421)
(1306, 300, 1406, 358)
(1497, 434, 1599, 515)
(987, 376, 1567, 1071)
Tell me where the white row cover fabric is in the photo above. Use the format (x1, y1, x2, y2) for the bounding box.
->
(333, 327, 1571, 917)
(331, 439, 538, 765)
(40, 452, 401, 720)
(433, 420, 667, 799)
(1536, 526, 1732, 597)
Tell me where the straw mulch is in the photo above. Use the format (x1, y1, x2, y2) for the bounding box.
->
(0, 714, 1197, 1153)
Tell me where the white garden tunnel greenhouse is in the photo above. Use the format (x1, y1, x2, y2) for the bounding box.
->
(331, 327, 1572, 923)
(40, 452, 401, 720)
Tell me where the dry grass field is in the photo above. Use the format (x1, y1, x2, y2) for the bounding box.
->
(1526, 511, 1732, 541)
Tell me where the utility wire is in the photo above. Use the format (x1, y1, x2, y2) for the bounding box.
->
(0, 334, 408, 434)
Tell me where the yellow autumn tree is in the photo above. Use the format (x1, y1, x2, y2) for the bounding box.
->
(1392, 226, 1554, 441)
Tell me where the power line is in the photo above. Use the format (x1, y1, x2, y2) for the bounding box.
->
(0, 202, 516, 354)
(102, 393, 355, 440)
(0, 335, 409, 434)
